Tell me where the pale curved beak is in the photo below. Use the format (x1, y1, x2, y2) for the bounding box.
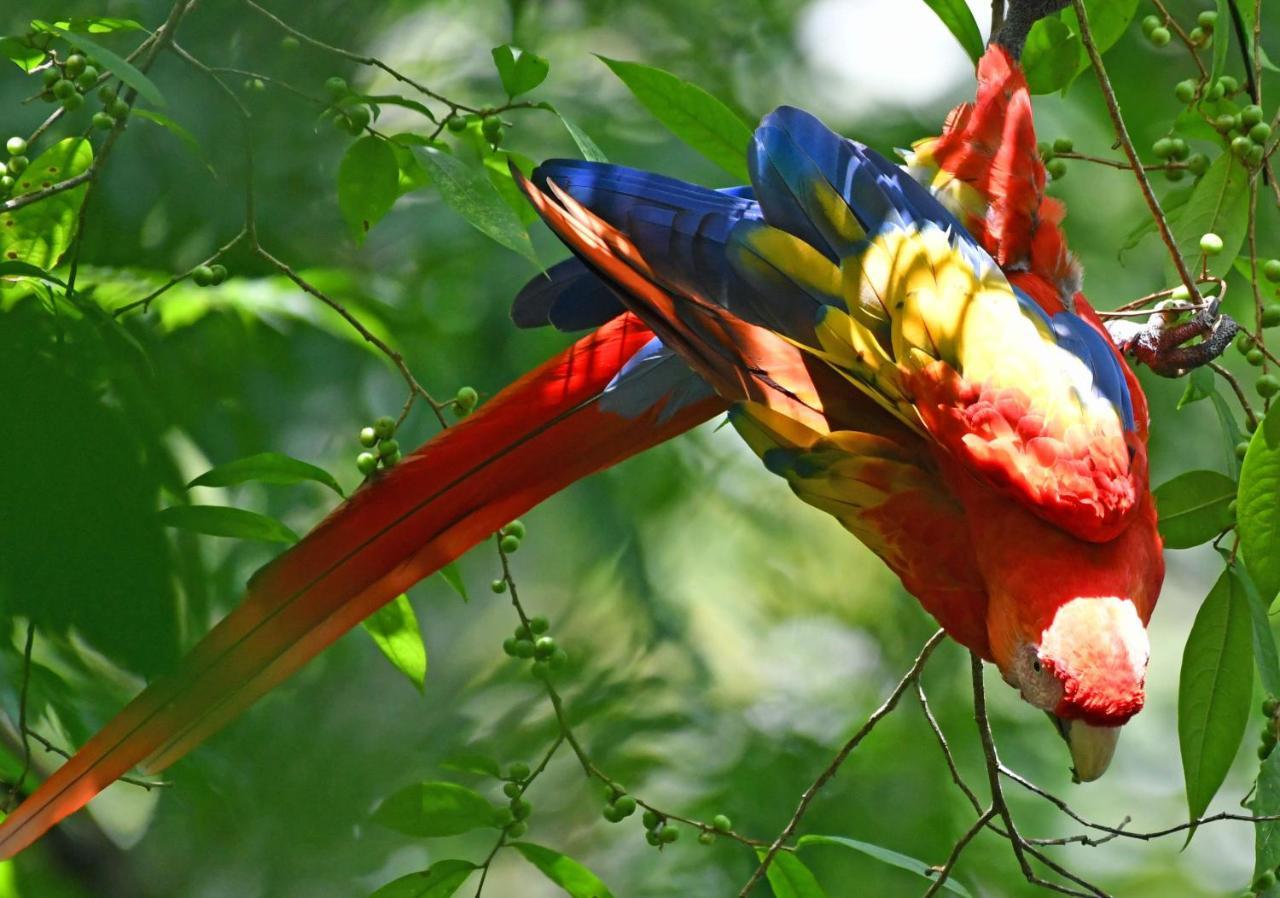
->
(1049, 715, 1121, 782)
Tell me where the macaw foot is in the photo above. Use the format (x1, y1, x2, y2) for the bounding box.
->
(1105, 305, 1240, 378)
(995, 1, 1072, 58)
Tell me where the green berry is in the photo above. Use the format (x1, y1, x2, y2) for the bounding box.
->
(1149, 26, 1171, 47)
(1052, 137, 1073, 154)
(1153, 137, 1175, 159)
(643, 810, 661, 829)
(1141, 14, 1161, 36)
(613, 795, 637, 817)
(455, 385, 478, 409)
(1265, 696, 1280, 717)
(1165, 167, 1186, 182)
(530, 658, 552, 679)
(712, 814, 732, 832)
(377, 437, 400, 458)
(1037, 141, 1054, 161)
(528, 615, 548, 634)
(500, 534, 520, 554)
(645, 830, 661, 846)
(603, 804, 624, 823)
(1175, 80, 1197, 103)
(1218, 75, 1239, 96)
(510, 796, 532, 819)
(76, 66, 98, 89)
(1265, 259, 1280, 282)
(1264, 306, 1280, 328)
(343, 106, 370, 135)
(64, 54, 86, 77)
(1187, 153, 1209, 175)
(659, 824, 680, 843)
(192, 265, 215, 286)
(60, 92, 83, 112)
(0, 176, 12, 191)
(1209, 80, 1225, 100)
(373, 415, 396, 439)
(508, 762, 530, 780)
(1188, 26, 1206, 46)
(698, 831, 715, 845)
(1255, 871, 1277, 892)
(493, 806, 515, 827)
(359, 426, 377, 447)
(42, 68, 60, 88)
(107, 97, 129, 120)
(1046, 158, 1067, 180)
(1258, 374, 1280, 398)
(491, 578, 507, 593)
(5, 136, 27, 156)
(1199, 232, 1224, 254)
(1251, 122, 1272, 143)
(356, 451, 378, 475)
(1260, 742, 1273, 760)
(506, 821, 527, 838)
(1248, 349, 1266, 366)
(1249, 144, 1266, 167)
(502, 519, 526, 539)
(209, 264, 228, 285)
(548, 647, 568, 671)
(503, 781, 522, 798)
(91, 111, 114, 130)
(1169, 138, 1189, 160)
(98, 83, 117, 104)
(1233, 135, 1254, 157)
(1198, 10, 1218, 29)
(1243, 105, 1265, 127)
(52, 78, 76, 100)
(280, 35, 301, 51)
(325, 76, 348, 97)
(481, 115, 501, 138)
(514, 623, 532, 640)
(502, 636, 518, 655)
(446, 115, 467, 133)
(1214, 113, 1239, 133)
(534, 636, 556, 658)
(6, 156, 26, 175)
(512, 638, 535, 658)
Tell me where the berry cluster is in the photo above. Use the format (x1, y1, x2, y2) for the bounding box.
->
(1251, 697, 1280, 895)
(641, 809, 680, 847)
(500, 610, 568, 679)
(191, 263, 228, 287)
(600, 788, 637, 823)
(0, 136, 28, 196)
(356, 415, 401, 475)
(40, 52, 128, 128)
(324, 77, 371, 136)
(494, 762, 533, 839)
(445, 113, 505, 149)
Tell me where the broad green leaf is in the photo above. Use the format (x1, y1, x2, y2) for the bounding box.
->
(1171, 153, 1248, 278)
(1154, 470, 1236, 549)
(1240, 402, 1280, 604)
(42, 23, 164, 107)
(438, 561, 468, 602)
(414, 148, 539, 265)
(133, 110, 215, 176)
(387, 134, 435, 195)
(484, 152, 539, 227)
(1178, 568, 1253, 832)
(368, 860, 476, 898)
(510, 842, 615, 898)
(798, 834, 973, 897)
(758, 849, 828, 898)
(1021, 17, 1080, 94)
(156, 505, 298, 544)
(598, 56, 751, 180)
(1176, 366, 1213, 410)
(1207, 379, 1248, 477)
(363, 594, 427, 691)
(1231, 559, 1280, 698)
(1063, 0, 1139, 85)
(1253, 749, 1280, 886)
(438, 751, 500, 777)
(0, 260, 65, 287)
(491, 45, 549, 97)
(1121, 184, 1193, 258)
(1210, 0, 1231, 82)
(919, 0, 984, 64)
(372, 782, 497, 838)
(41, 17, 143, 33)
(537, 103, 608, 162)
(0, 37, 43, 72)
(188, 451, 344, 496)
(0, 138, 93, 275)
(339, 136, 400, 244)
(355, 94, 436, 121)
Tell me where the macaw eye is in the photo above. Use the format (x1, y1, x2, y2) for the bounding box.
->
(1032, 659, 1043, 673)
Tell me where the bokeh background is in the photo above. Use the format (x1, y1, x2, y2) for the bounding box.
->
(2, 0, 1278, 895)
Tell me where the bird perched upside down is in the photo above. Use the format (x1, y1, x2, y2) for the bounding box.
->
(0, 5, 1170, 859)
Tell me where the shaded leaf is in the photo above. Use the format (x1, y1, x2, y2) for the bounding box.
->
(758, 849, 828, 898)
(1171, 153, 1249, 278)
(491, 45, 549, 97)
(1240, 401, 1280, 606)
(1254, 748, 1280, 885)
(438, 561, 468, 602)
(510, 842, 615, 898)
(1154, 470, 1236, 549)
(363, 594, 427, 692)
(42, 23, 164, 106)
(368, 860, 476, 898)
(1122, 184, 1192, 258)
(133, 110, 215, 176)
(1210, 0, 1231, 82)
(1178, 568, 1253, 832)
(1021, 17, 1080, 94)
(0, 138, 93, 275)
(597, 56, 751, 180)
(1230, 559, 1280, 697)
(414, 148, 539, 265)
(439, 751, 500, 778)
(0, 260, 65, 287)
(387, 133, 435, 195)
(372, 782, 497, 838)
(156, 505, 297, 544)
(553, 109, 608, 162)
(798, 835, 972, 897)
(1176, 366, 1213, 410)
(339, 136, 400, 244)
(919, 0, 984, 64)
(187, 451, 343, 496)
(1063, 0, 1139, 86)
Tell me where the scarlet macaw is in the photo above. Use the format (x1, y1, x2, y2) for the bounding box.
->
(0, 5, 1167, 858)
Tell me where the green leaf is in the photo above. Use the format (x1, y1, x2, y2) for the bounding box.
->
(919, 0, 984, 64)
(1063, 0, 1139, 85)
(1211, 0, 1231, 82)
(757, 849, 828, 898)
(798, 835, 973, 897)
(0, 260, 65, 287)
(491, 45, 549, 97)
(368, 860, 476, 898)
(1154, 470, 1237, 549)
(0, 37, 44, 72)
(1207, 379, 1248, 477)
(0, 138, 93, 274)
(1178, 568, 1253, 832)
(387, 134, 434, 195)
(1231, 559, 1280, 698)
(597, 56, 751, 180)
(1121, 184, 1193, 258)
(133, 110, 215, 176)
(1176, 366, 1214, 410)
(338, 136, 401, 244)
(44, 17, 144, 34)
(1253, 749, 1280, 884)
(1021, 17, 1081, 94)
(187, 451, 344, 496)
(510, 842, 615, 898)
(156, 505, 298, 544)
(484, 153, 539, 227)
(538, 104, 608, 162)
(1171, 153, 1249, 278)
(372, 782, 497, 838)
(438, 561, 468, 602)
(363, 594, 427, 692)
(438, 751, 500, 777)
(414, 148, 539, 266)
(1240, 402, 1280, 607)
(42, 23, 164, 107)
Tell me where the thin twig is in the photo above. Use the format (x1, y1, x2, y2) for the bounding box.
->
(5, 623, 36, 811)
(916, 679, 983, 813)
(738, 631, 947, 897)
(1210, 361, 1260, 430)
(1150, 0, 1209, 80)
(1054, 151, 1182, 172)
(23, 729, 167, 790)
(922, 807, 995, 898)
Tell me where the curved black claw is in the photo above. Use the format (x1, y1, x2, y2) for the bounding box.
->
(1106, 307, 1240, 378)
(993, 0, 1072, 59)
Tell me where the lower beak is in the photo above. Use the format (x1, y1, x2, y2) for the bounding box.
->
(1048, 714, 1121, 782)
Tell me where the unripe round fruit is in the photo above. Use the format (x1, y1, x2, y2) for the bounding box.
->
(359, 426, 377, 447)
(614, 795, 637, 816)
(1052, 137, 1073, 154)
(645, 830, 661, 846)
(1218, 75, 1239, 95)
(108, 97, 129, 119)
(481, 115, 501, 138)
(1248, 349, 1266, 366)
(446, 115, 467, 133)
(660, 824, 680, 843)
(1208, 80, 1225, 100)
(698, 831, 715, 845)
(1199, 232, 1224, 254)
(508, 761, 530, 780)
(493, 806, 515, 827)
(98, 84, 117, 104)
(0, 176, 12, 191)
(209, 264, 228, 285)
(1255, 871, 1277, 892)
(643, 810, 661, 829)
(64, 54, 86, 77)
(1248, 144, 1265, 167)
(1198, 10, 1218, 29)
(1187, 153, 1209, 175)
(1260, 743, 1273, 760)
(1250, 122, 1272, 143)
(1037, 141, 1053, 160)
(530, 658, 551, 679)
(42, 68, 60, 88)
(377, 437, 400, 457)
(1265, 696, 1280, 717)
(1264, 306, 1280, 328)
(5, 136, 27, 156)
(1165, 167, 1186, 182)
(1232, 135, 1253, 157)
(1141, 14, 1161, 36)
(502, 636, 518, 655)
(325, 76, 348, 97)
(1242, 105, 1265, 127)
(373, 415, 396, 438)
(500, 534, 520, 553)
(510, 796, 533, 819)
(528, 614, 548, 634)
(344, 106, 370, 134)
(1265, 259, 1280, 282)
(712, 813, 732, 831)
(549, 647, 568, 670)
(384, 450, 402, 468)
(61, 92, 84, 112)
(534, 636, 556, 658)
(1149, 27, 1171, 47)
(6, 156, 26, 175)
(502, 519, 526, 539)
(92, 111, 114, 130)
(512, 638, 535, 658)
(1257, 374, 1280, 397)
(491, 578, 507, 593)
(1046, 158, 1067, 180)
(193, 264, 215, 286)
(1169, 138, 1189, 160)
(503, 781, 522, 798)
(455, 385, 478, 409)
(280, 35, 300, 51)
(1214, 113, 1238, 133)
(514, 623, 532, 640)
(356, 451, 378, 475)
(1152, 137, 1174, 158)
(1188, 26, 1205, 45)
(52, 78, 76, 99)
(603, 804, 624, 823)
(1175, 80, 1196, 103)
(76, 67, 98, 89)
(506, 821, 527, 838)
